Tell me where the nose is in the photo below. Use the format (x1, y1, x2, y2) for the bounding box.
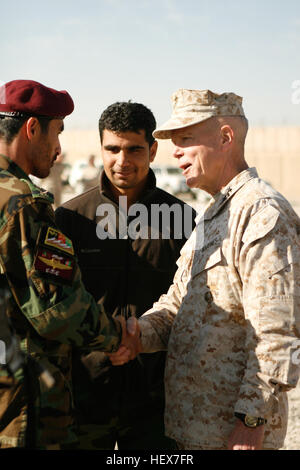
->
(117, 150, 130, 167)
(172, 145, 184, 160)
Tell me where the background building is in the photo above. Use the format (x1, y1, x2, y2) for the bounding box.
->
(60, 126, 300, 210)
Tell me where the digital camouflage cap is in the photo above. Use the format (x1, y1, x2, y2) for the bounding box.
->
(153, 89, 245, 139)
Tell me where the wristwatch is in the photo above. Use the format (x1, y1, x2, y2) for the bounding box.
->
(234, 412, 267, 428)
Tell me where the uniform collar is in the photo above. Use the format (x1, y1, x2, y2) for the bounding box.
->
(0, 153, 54, 203)
(0, 153, 32, 182)
(204, 167, 258, 220)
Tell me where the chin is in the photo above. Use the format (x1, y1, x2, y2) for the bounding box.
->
(34, 169, 50, 179)
(114, 179, 135, 188)
(186, 178, 198, 189)
(117, 184, 135, 190)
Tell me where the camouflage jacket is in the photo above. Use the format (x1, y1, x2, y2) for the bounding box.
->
(0, 154, 121, 449)
(139, 167, 300, 449)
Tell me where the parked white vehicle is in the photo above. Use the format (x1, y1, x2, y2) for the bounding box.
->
(69, 159, 102, 195)
(152, 166, 194, 196)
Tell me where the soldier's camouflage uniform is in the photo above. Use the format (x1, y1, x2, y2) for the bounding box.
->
(0, 154, 122, 449)
(139, 167, 300, 450)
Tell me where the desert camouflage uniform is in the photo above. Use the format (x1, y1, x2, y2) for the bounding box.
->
(139, 167, 300, 450)
(0, 154, 121, 449)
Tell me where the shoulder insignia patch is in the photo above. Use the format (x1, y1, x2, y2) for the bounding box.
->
(33, 226, 76, 285)
(43, 227, 74, 256)
(34, 247, 75, 284)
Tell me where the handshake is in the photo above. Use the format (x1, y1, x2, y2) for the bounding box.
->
(107, 316, 143, 366)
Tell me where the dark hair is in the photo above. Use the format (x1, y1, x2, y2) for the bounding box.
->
(98, 101, 156, 146)
(0, 116, 51, 144)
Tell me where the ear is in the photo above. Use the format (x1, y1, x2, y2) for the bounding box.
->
(25, 117, 40, 142)
(220, 125, 234, 149)
(149, 140, 158, 163)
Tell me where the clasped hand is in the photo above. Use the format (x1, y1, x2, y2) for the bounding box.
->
(107, 316, 142, 366)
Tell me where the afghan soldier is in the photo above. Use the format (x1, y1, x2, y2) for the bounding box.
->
(110, 89, 300, 450)
(0, 80, 130, 449)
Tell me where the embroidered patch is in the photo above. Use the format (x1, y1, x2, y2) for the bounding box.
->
(34, 247, 75, 283)
(43, 227, 74, 255)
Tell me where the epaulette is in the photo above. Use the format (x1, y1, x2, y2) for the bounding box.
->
(0, 172, 54, 231)
(20, 178, 54, 204)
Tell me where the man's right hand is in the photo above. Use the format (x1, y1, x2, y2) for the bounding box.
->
(108, 316, 142, 366)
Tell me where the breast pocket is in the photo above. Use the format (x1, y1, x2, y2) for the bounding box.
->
(189, 246, 232, 309)
(191, 247, 222, 279)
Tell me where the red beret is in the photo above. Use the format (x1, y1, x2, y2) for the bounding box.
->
(0, 79, 74, 118)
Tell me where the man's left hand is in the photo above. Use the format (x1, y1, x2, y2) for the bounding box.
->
(227, 420, 265, 450)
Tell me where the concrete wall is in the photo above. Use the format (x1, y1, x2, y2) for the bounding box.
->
(245, 127, 300, 204)
(60, 126, 300, 204)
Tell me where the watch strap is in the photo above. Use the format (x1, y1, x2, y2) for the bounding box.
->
(234, 412, 267, 427)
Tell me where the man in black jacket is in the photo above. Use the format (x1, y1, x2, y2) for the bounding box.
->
(55, 101, 196, 449)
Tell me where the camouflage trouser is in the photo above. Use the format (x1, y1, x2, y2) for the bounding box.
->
(71, 413, 177, 450)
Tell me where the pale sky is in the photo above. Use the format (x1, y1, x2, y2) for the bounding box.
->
(1, 0, 300, 129)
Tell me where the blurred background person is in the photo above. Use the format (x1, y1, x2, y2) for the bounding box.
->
(33, 152, 67, 208)
(69, 154, 101, 195)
